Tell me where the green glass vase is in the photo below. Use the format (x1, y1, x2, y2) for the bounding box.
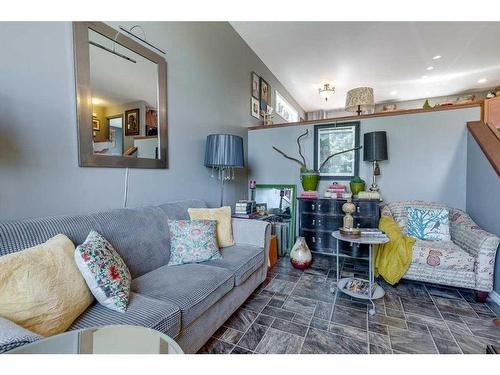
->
(301, 171, 320, 191)
(350, 182, 366, 196)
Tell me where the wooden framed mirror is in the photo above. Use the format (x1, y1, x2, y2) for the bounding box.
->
(73, 22, 167, 168)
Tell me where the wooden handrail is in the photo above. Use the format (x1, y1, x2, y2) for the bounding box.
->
(486, 121, 500, 142)
(467, 121, 500, 177)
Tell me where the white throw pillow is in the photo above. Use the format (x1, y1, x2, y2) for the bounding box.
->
(75, 231, 131, 313)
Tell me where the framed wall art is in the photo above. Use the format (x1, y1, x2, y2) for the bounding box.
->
(251, 97, 260, 119)
(124, 108, 140, 136)
(313, 121, 360, 180)
(259, 77, 270, 112)
(251, 72, 260, 99)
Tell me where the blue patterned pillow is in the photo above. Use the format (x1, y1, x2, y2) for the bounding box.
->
(406, 207, 451, 241)
(168, 220, 222, 266)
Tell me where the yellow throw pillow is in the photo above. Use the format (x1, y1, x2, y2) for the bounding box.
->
(188, 206, 235, 248)
(0, 234, 94, 336)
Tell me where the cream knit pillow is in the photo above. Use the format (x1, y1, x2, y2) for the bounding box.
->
(0, 234, 94, 336)
(188, 206, 235, 248)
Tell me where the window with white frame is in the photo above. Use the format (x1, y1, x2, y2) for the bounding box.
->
(275, 91, 299, 123)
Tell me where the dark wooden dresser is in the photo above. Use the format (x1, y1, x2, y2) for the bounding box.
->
(298, 198, 380, 255)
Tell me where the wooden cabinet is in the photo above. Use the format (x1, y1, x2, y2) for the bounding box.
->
(298, 198, 380, 255)
(484, 97, 500, 129)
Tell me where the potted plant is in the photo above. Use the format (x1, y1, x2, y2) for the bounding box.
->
(273, 130, 361, 191)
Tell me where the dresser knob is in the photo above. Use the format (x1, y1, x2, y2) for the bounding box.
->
(311, 204, 315, 210)
(357, 206, 361, 213)
(318, 204, 322, 210)
(312, 219, 315, 225)
(312, 236, 316, 243)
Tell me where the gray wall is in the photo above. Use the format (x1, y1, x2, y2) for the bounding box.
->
(0, 22, 304, 221)
(249, 107, 480, 210)
(466, 133, 500, 293)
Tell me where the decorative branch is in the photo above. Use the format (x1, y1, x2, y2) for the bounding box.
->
(319, 146, 362, 171)
(296, 130, 308, 167)
(272, 146, 306, 169)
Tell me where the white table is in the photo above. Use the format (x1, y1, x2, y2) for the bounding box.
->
(331, 230, 389, 315)
(7, 325, 183, 354)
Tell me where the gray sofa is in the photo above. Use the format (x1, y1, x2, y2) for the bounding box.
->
(0, 199, 271, 354)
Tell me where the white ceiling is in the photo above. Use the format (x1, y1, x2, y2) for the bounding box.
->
(231, 22, 500, 112)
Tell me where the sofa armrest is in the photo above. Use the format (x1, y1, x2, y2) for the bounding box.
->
(451, 212, 500, 292)
(232, 218, 271, 265)
(0, 317, 42, 353)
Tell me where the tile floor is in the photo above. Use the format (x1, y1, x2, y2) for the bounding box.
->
(198, 255, 500, 354)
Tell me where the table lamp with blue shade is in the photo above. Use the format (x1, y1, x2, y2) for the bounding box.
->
(204, 134, 244, 206)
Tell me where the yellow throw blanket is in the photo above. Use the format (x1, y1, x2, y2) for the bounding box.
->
(374, 216, 416, 285)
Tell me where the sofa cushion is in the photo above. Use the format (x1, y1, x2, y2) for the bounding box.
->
(131, 264, 234, 327)
(90, 206, 170, 278)
(412, 240, 475, 272)
(69, 292, 181, 338)
(204, 244, 265, 286)
(158, 199, 207, 220)
(0, 317, 41, 354)
(0, 214, 99, 257)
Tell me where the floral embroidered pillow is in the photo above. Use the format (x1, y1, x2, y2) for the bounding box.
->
(405, 207, 451, 242)
(75, 231, 131, 313)
(168, 220, 222, 266)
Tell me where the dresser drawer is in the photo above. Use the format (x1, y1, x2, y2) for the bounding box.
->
(354, 201, 380, 217)
(302, 230, 334, 251)
(300, 213, 342, 230)
(353, 216, 379, 228)
(299, 199, 343, 215)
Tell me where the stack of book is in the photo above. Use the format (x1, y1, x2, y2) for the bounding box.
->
(271, 221, 290, 256)
(357, 191, 381, 200)
(299, 191, 319, 199)
(233, 200, 257, 218)
(324, 183, 346, 198)
(359, 228, 387, 238)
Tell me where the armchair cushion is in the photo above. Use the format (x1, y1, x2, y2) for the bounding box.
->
(406, 207, 451, 241)
(412, 240, 475, 272)
(386, 201, 448, 234)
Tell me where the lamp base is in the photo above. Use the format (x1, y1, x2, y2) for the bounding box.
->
(369, 184, 380, 192)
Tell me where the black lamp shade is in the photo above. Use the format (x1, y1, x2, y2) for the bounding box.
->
(204, 134, 244, 167)
(363, 131, 388, 162)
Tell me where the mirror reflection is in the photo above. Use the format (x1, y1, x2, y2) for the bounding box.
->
(254, 185, 297, 255)
(88, 29, 160, 159)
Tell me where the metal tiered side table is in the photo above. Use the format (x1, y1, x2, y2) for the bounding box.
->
(331, 230, 389, 315)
